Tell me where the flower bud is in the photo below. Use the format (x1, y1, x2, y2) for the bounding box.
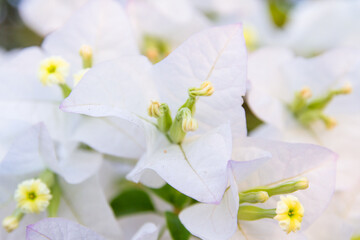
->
(238, 205, 276, 221)
(182, 116, 198, 132)
(2, 209, 24, 233)
(79, 45, 93, 68)
(189, 81, 214, 97)
(242, 177, 309, 197)
(239, 191, 269, 204)
(148, 100, 161, 118)
(2, 216, 19, 233)
(299, 87, 312, 99)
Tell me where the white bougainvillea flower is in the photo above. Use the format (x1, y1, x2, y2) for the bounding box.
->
(180, 137, 336, 239)
(26, 218, 158, 240)
(0, 124, 121, 239)
(247, 47, 360, 191)
(61, 24, 247, 203)
(284, 1, 360, 56)
(247, 47, 360, 240)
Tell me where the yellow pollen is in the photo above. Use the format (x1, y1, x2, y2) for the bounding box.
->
(274, 195, 304, 234)
(39, 56, 69, 86)
(14, 179, 52, 214)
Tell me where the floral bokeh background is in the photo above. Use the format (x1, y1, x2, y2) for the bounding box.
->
(0, 0, 359, 239)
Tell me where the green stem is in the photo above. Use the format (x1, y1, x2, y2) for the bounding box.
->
(59, 83, 72, 98)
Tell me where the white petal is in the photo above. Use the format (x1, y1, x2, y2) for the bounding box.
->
(58, 176, 122, 240)
(56, 148, 103, 184)
(153, 24, 247, 138)
(286, 1, 360, 55)
(60, 56, 156, 123)
(0, 119, 33, 160)
(0, 47, 62, 102)
(128, 0, 210, 47)
(179, 171, 239, 240)
(119, 213, 164, 240)
(234, 137, 337, 231)
(131, 223, 159, 240)
(19, 0, 87, 36)
(73, 116, 146, 159)
(26, 218, 105, 240)
(43, 0, 138, 72)
(127, 122, 232, 203)
(0, 123, 52, 176)
(247, 47, 295, 129)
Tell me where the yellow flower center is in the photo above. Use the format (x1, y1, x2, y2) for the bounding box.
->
(39, 56, 69, 86)
(14, 179, 52, 214)
(274, 195, 304, 234)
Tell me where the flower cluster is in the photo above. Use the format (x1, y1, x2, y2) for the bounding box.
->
(0, 0, 359, 239)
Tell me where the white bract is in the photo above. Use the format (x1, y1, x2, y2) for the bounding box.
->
(0, 124, 121, 239)
(247, 47, 360, 190)
(26, 217, 159, 240)
(180, 137, 336, 239)
(247, 47, 360, 238)
(61, 24, 247, 203)
(284, 0, 360, 56)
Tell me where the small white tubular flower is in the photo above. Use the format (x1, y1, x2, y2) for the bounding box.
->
(2, 216, 20, 233)
(73, 68, 89, 86)
(15, 179, 52, 214)
(39, 56, 69, 86)
(274, 195, 304, 234)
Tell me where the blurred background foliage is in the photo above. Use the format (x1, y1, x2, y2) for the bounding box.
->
(0, 0, 42, 49)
